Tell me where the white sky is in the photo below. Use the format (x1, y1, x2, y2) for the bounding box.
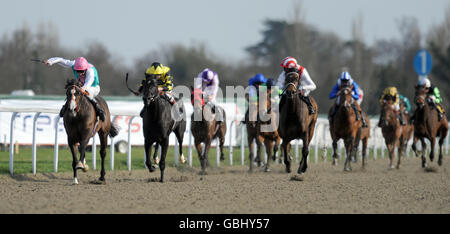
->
(1, 0, 449, 65)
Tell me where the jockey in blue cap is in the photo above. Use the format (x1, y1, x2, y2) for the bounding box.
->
(329, 71, 367, 127)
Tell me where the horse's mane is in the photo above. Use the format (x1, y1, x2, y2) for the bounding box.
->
(65, 79, 80, 89)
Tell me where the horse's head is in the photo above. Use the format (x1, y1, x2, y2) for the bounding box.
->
(380, 98, 396, 127)
(142, 77, 159, 106)
(64, 79, 84, 116)
(284, 72, 299, 98)
(337, 86, 353, 110)
(414, 85, 427, 109)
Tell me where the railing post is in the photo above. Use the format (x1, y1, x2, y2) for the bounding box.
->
(127, 116, 135, 171)
(229, 121, 234, 166)
(110, 116, 117, 171)
(241, 124, 245, 166)
(9, 112, 18, 175)
(32, 112, 41, 175)
(54, 116, 60, 173)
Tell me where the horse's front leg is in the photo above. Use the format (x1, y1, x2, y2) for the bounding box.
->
(152, 143, 159, 166)
(77, 139, 89, 172)
(411, 135, 420, 157)
(332, 139, 339, 166)
(282, 141, 291, 173)
(158, 139, 169, 183)
(298, 135, 310, 175)
(261, 137, 272, 172)
(429, 137, 436, 162)
(144, 139, 155, 173)
(386, 141, 395, 169)
(194, 140, 206, 174)
(98, 131, 108, 183)
(68, 140, 79, 185)
(343, 136, 354, 172)
(248, 136, 255, 173)
(420, 138, 427, 168)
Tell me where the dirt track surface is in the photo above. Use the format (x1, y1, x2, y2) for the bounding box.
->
(0, 157, 449, 214)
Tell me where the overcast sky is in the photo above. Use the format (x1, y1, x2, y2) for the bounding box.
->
(1, 0, 449, 65)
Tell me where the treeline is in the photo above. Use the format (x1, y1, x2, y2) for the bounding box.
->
(0, 6, 449, 115)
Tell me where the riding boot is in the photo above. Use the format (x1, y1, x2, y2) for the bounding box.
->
(300, 95, 315, 115)
(351, 103, 361, 120)
(165, 94, 176, 105)
(213, 105, 224, 123)
(429, 101, 443, 121)
(59, 103, 68, 118)
(87, 97, 105, 121)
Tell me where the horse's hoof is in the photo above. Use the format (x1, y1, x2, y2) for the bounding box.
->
(344, 167, 352, 172)
(154, 157, 160, 165)
(438, 159, 443, 166)
(180, 154, 186, 164)
(285, 167, 291, 173)
(389, 165, 395, 169)
(75, 161, 85, 170)
(149, 166, 156, 172)
(73, 178, 79, 185)
(82, 163, 89, 172)
(264, 167, 271, 172)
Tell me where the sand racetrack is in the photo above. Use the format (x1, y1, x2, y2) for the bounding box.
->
(0, 156, 449, 214)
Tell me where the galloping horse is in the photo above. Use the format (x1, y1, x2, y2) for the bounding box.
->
(329, 86, 362, 171)
(63, 79, 118, 184)
(127, 76, 186, 182)
(412, 86, 448, 168)
(379, 98, 411, 169)
(278, 72, 318, 174)
(190, 87, 227, 174)
(245, 87, 281, 172)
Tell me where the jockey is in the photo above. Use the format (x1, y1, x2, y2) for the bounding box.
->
(194, 68, 223, 122)
(399, 94, 411, 114)
(245, 73, 268, 123)
(277, 56, 316, 114)
(248, 73, 268, 104)
(416, 77, 445, 121)
(44, 57, 105, 121)
(328, 71, 368, 127)
(136, 62, 175, 117)
(378, 86, 406, 126)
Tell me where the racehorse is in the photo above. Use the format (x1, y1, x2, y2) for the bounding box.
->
(351, 111, 370, 167)
(329, 86, 362, 171)
(126, 76, 186, 182)
(63, 79, 118, 185)
(190, 87, 227, 174)
(379, 98, 411, 169)
(245, 87, 281, 172)
(412, 86, 448, 168)
(278, 72, 318, 174)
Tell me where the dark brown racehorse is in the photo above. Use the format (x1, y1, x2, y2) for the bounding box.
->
(245, 87, 281, 172)
(245, 101, 264, 171)
(412, 86, 448, 168)
(278, 72, 318, 174)
(190, 88, 227, 174)
(127, 76, 186, 182)
(329, 86, 362, 171)
(63, 79, 118, 185)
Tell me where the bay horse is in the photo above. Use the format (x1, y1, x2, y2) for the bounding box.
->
(190, 87, 227, 174)
(379, 98, 411, 169)
(127, 76, 186, 182)
(63, 79, 118, 185)
(412, 86, 448, 168)
(329, 86, 362, 171)
(245, 87, 281, 172)
(278, 72, 318, 174)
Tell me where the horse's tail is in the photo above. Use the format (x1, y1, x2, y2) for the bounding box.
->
(109, 122, 119, 138)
